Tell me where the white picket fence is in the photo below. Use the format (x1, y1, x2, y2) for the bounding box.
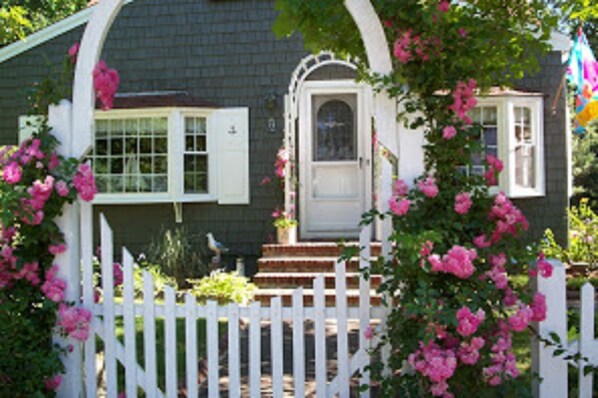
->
(535, 260, 598, 398)
(83, 215, 384, 397)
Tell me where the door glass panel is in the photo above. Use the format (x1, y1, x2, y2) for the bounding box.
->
(313, 96, 356, 161)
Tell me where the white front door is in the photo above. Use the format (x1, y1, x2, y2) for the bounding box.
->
(299, 81, 371, 239)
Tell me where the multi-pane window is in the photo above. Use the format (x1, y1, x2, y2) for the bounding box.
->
(92, 117, 168, 194)
(184, 116, 208, 194)
(470, 105, 499, 186)
(513, 106, 535, 189)
(469, 96, 544, 197)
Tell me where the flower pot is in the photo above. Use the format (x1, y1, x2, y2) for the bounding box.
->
(277, 226, 297, 245)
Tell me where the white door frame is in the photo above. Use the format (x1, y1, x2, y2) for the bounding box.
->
(298, 80, 372, 239)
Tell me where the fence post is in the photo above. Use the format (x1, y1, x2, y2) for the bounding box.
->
(49, 100, 83, 397)
(532, 259, 568, 398)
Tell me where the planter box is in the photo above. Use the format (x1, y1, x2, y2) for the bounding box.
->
(276, 226, 297, 245)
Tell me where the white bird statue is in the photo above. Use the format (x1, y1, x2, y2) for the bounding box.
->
(207, 233, 229, 266)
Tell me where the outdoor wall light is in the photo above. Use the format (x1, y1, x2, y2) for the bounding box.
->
(264, 93, 278, 134)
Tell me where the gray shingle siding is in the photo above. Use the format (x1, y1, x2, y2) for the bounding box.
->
(0, 0, 570, 262)
(514, 51, 569, 247)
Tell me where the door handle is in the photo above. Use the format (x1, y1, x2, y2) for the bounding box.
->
(359, 157, 363, 169)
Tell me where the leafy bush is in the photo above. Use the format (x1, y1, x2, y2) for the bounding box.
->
(543, 199, 597, 267)
(188, 271, 256, 306)
(145, 226, 208, 288)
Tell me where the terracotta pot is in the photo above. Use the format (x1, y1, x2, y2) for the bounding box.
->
(277, 226, 297, 245)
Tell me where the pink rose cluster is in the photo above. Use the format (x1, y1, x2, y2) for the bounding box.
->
(389, 179, 411, 216)
(484, 253, 508, 289)
(458, 337, 485, 365)
(456, 306, 485, 336)
(58, 302, 92, 341)
(427, 245, 477, 279)
(393, 29, 442, 64)
(483, 327, 519, 386)
(484, 154, 504, 186)
(418, 176, 439, 198)
(93, 60, 120, 110)
(488, 193, 529, 243)
(274, 147, 288, 178)
(529, 253, 553, 278)
(41, 266, 67, 303)
(448, 79, 477, 124)
(73, 163, 97, 202)
(454, 192, 472, 215)
(408, 341, 457, 397)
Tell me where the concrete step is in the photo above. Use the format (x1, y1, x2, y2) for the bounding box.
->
(253, 272, 383, 289)
(257, 257, 370, 273)
(254, 288, 382, 307)
(262, 242, 382, 258)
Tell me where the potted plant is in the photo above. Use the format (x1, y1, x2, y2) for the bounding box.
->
(273, 210, 298, 245)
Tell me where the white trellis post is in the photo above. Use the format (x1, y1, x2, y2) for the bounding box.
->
(49, 99, 84, 397)
(51, 0, 125, 397)
(344, 0, 397, 378)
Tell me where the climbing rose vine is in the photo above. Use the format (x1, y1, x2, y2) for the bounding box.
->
(275, 0, 558, 396)
(0, 43, 104, 397)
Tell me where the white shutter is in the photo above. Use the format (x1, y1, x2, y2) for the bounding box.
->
(18, 115, 44, 143)
(211, 108, 250, 204)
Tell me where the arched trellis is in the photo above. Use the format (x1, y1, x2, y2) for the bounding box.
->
(283, 52, 360, 222)
(54, 0, 398, 396)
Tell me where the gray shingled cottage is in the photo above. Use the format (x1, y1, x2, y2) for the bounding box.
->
(0, 0, 572, 276)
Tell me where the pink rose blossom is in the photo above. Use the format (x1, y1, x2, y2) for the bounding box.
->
(458, 28, 468, 38)
(68, 42, 80, 64)
(14, 262, 40, 286)
(442, 125, 457, 140)
(364, 325, 374, 340)
(454, 192, 472, 215)
(531, 293, 547, 322)
(418, 177, 439, 198)
(449, 79, 477, 124)
(3, 162, 22, 184)
(537, 253, 553, 278)
(55, 180, 69, 196)
(48, 154, 60, 170)
(73, 163, 97, 201)
(408, 341, 457, 390)
(393, 179, 409, 196)
(508, 305, 533, 332)
(389, 197, 410, 216)
(437, 0, 450, 13)
(113, 262, 124, 286)
(49, 244, 67, 255)
(41, 266, 67, 303)
(456, 306, 485, 336)
(58, 303, 92, 341)
(433, 245, 477, 279)
(473, 234, 491, 249)
(93, 60, 120, 110)
(44, 374, 62, 391)
(458, 337, 485, 365)
(260, 176, 271, 186)
(393, 30, 413, 64)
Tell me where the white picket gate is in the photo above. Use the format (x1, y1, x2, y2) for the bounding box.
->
(535, 260, 598, 398)
(83, 215, 384, 397)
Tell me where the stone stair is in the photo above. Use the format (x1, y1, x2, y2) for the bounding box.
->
(253, 242, 382, 306)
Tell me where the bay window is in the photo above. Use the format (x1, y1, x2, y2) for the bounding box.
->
(474, 95, 545, 198)
(89, 107, 249, 205)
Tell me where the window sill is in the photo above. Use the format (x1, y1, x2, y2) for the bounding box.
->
(92, 193, 217, 205)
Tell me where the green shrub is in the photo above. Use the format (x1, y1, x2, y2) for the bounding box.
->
(145, 227, 208, 288)
(188, 271, 256, 306)
(543, 199, 597, 267)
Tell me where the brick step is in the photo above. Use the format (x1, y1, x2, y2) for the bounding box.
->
(254, 288, 382, 307)
(262, 242, 382, 258)
(257, 257, 371, 273)
(253, 272, 382, 289)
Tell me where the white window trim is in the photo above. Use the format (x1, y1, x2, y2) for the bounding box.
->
(91, 107, 218, 205)
(476, 95, 545, 198)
